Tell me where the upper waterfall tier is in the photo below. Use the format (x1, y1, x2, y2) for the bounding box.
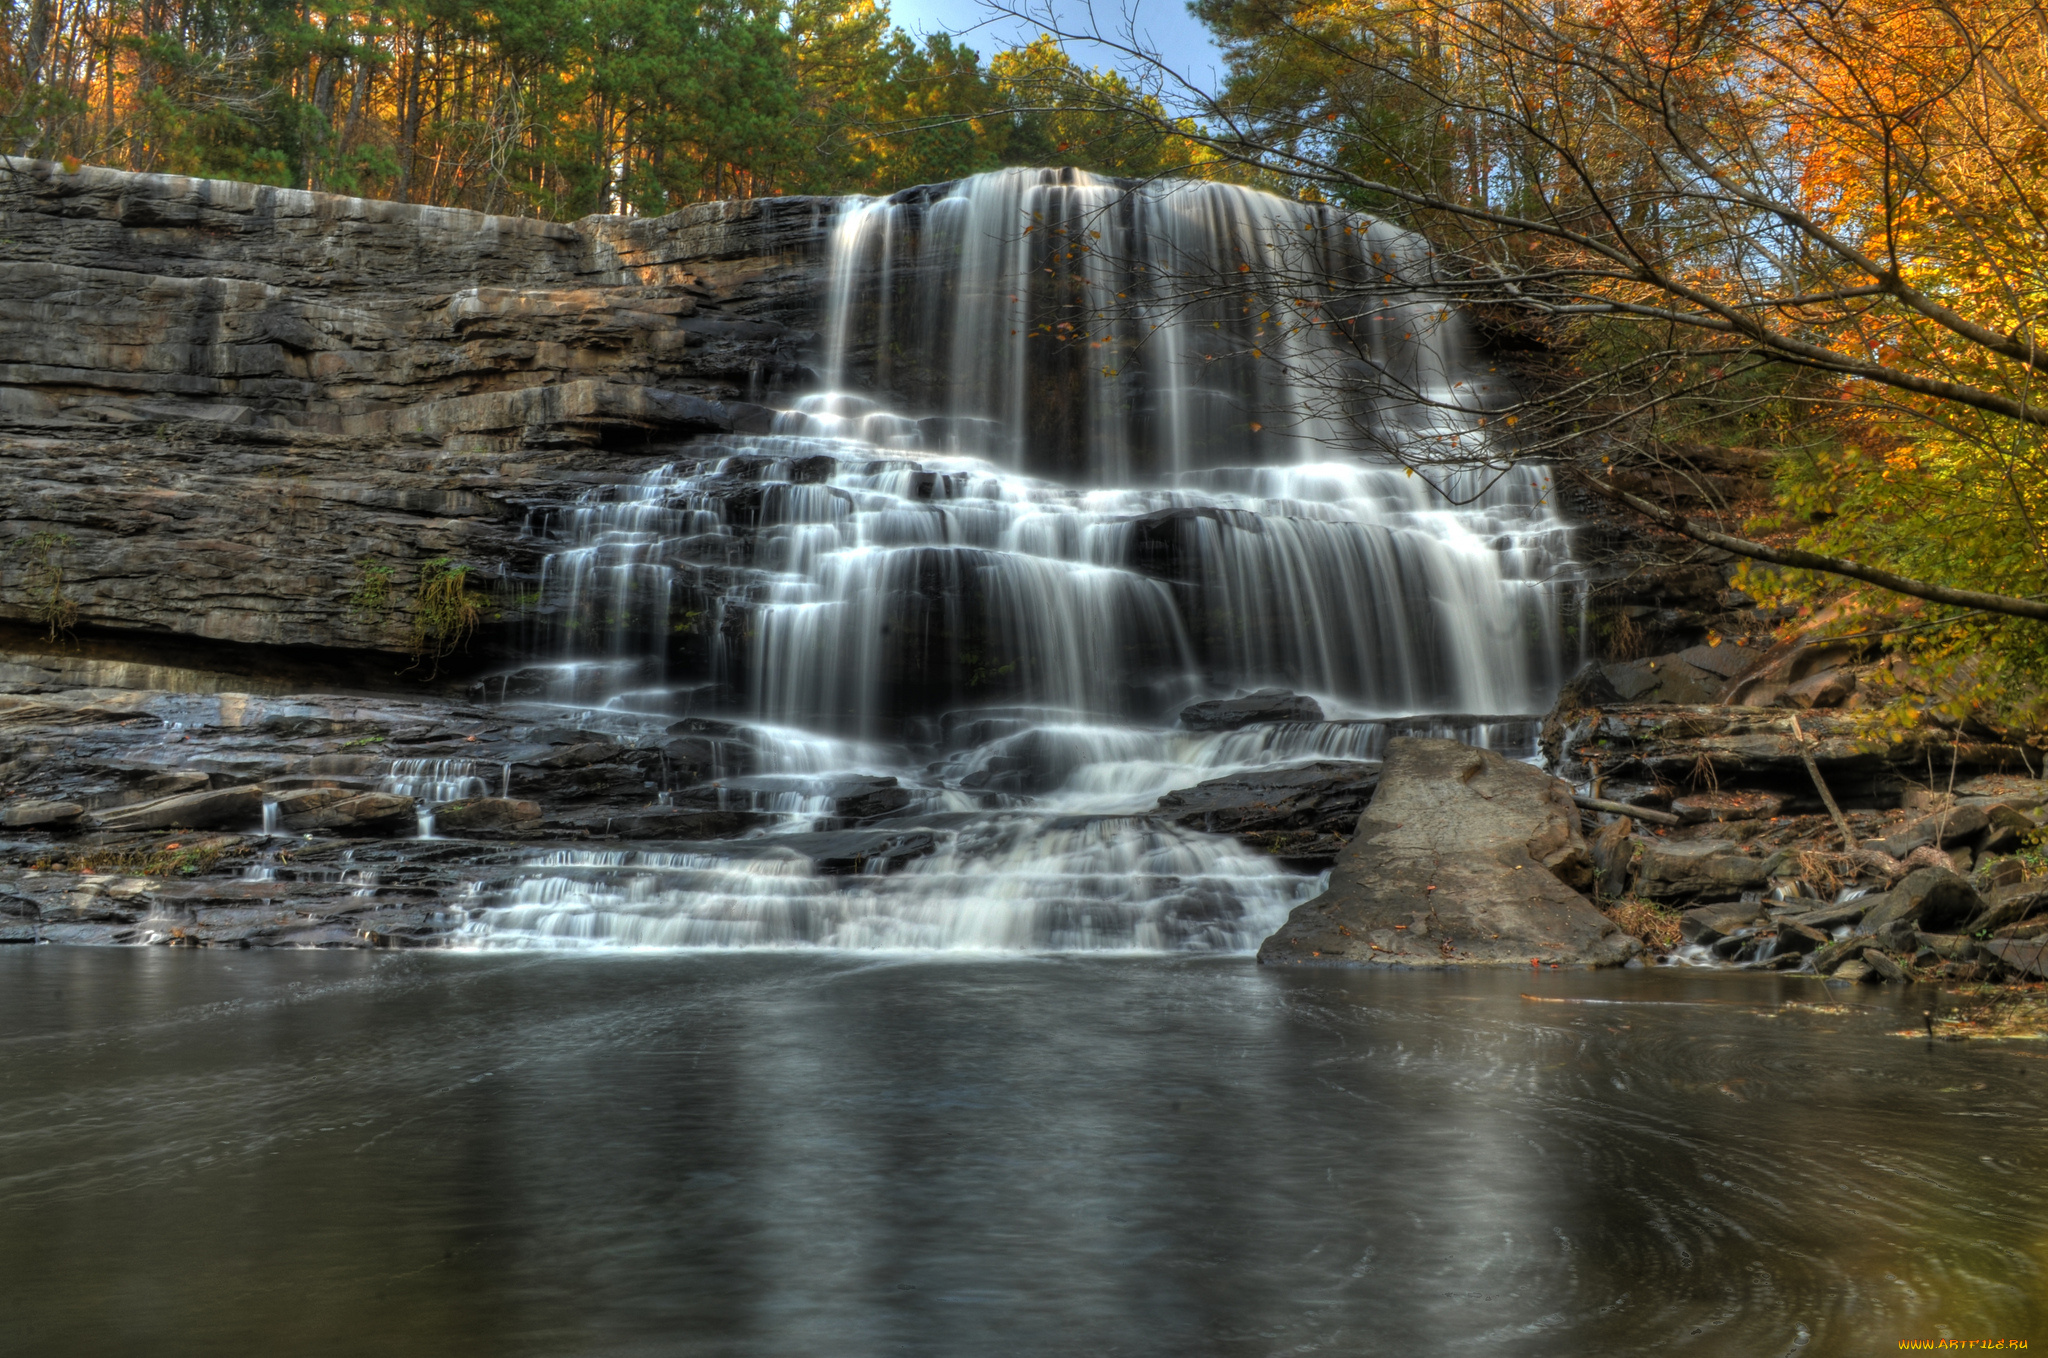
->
(816, 166, 1502, 482)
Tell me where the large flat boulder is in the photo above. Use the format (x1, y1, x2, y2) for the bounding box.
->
(1153, 759, 1379, 864)
(1177, 689, 1324, 732)
(1258, 738, 1634, 968)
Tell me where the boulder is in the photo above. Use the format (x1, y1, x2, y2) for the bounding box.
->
(1779, 669, 1856, 709)
(1860, 948, 1907, 983)
(1968, 881, 2048, 934)
(433, 798, 542, 833)
(1984, 936, 2048, 979)
(1631, 838, 1770, 901)
(1177, 689, 1324, 732)
(1680, 902, 1764, 945)
(1977, 805, 2037, 856)
(1881, 807, 1990, 858)
(1153, 760, 1378, 863)
(88, 785, 265, 832)
(1976, 856, 2025, 889)
(274, 789, 418, 834)
(1860, 868, 1984, 935)
(1258, 738, 1632, 968)
(1914, 932, 1980, 962)
(2, 799, 84, 828)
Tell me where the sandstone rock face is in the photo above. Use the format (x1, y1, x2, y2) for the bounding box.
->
(1258, 737, 1634, 968)
(274, 788, 417, 833)
(87, 785, 265, 831)
(0, 156, 825, 437)
(1, 798, 82, 827)
(0, 157, 831, 669)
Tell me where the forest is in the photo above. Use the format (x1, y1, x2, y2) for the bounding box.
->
(0, 0, 1192, 211)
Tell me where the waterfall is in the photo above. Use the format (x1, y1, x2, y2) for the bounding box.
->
(473, 167, 1579, 953)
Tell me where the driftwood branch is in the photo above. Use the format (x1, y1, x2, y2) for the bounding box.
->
(1574, 793, 1681, 827)
(1789, 716, 1858, 850)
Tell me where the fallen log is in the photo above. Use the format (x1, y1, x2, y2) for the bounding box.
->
(1573, 794, 1682, 827)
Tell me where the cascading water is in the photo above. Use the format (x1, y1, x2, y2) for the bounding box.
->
(471, 168, 1580, 952)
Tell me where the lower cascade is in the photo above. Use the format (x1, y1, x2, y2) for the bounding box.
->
(467, 168, 1581, 951)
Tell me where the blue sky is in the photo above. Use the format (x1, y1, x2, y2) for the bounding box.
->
(883, 0, 1226, 93)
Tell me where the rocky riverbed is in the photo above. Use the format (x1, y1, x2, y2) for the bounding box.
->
(0, 672, 1410, 949)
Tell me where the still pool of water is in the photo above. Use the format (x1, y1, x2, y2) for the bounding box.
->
(0, 950, 2041, 1357)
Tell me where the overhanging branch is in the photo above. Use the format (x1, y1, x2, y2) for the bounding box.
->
(1573, 472, 2048, 621)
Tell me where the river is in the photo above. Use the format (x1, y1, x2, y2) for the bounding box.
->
(2, 949, 2040, 1355)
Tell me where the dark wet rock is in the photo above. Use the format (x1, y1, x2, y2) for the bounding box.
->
(678, 774, 911, 822)
(1775, 920, 1830, 955)
(1680, 902, 1764, 945)
(273, 788, 417, 833)
(525, 741, 628, 770)
(1670, 790, 1785, 824)
(1860, 948, 1907, 983)
(1259, 738, 1632, 968)
(771, 830, 936, 874)
(2, 799, 83, 828)
(601, 809, 772, 839)
(433, 798, 541, 833)
(1631, 838, 1769, 902)
(1153, 760, 1378, 863)
(1860, 868, 1984, 935)
(1177, 689, 1325, 732)
(656, 733, 755, 784)
(87, 785, 264, 832)
(1549, 661, 1624, 713)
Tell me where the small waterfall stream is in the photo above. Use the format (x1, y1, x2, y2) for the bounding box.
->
(471, 168, 1580, 951)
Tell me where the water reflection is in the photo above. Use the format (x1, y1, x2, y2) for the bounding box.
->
(0, 950, 2041, 1356)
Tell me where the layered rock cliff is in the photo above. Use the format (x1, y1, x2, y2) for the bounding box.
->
(0, 156, 831, 675)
